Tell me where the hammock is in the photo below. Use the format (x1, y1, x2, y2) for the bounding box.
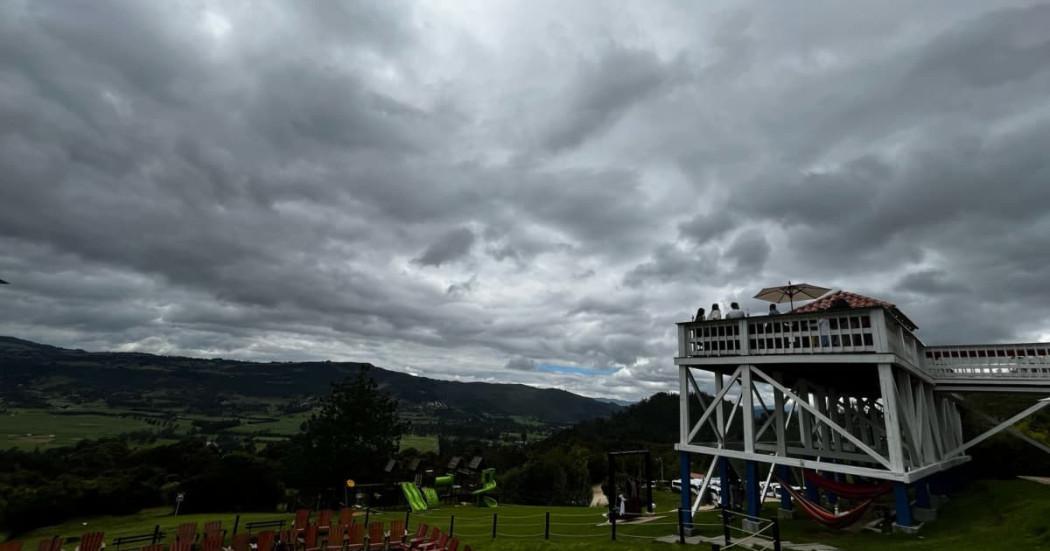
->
(777, 477, 873, 528)
(803, 471, 892, 500)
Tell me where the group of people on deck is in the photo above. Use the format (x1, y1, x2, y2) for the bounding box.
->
(694, 302, 779, 321)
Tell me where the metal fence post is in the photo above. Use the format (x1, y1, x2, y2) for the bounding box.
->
(449, 515, 455, 537)
(404, 511, 411, 534)
(678, 509, 686, 544)
(611, 510, 617, 541)
(545, 512, 550, 540)
(151, 525, 161, 544)
(491, 512, 497, 539)
(232, 515, 240, 536)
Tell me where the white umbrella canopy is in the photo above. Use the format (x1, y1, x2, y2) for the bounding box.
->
(753, 282, 831, 310)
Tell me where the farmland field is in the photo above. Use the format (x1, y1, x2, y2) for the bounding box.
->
(0, 409, 161, 450)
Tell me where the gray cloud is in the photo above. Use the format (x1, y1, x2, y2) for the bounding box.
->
(415, 227, 476, 267)
(2, 1, 1050, 400)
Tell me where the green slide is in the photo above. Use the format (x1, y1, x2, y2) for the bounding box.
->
(471, 468, 498, 507)
(401, 482, 428, 512)
(423, 487, 441, 507)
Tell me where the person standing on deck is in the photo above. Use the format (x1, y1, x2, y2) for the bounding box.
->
(708, 304, 722, 320)
(726, 302, 745, 319)
(695, 307, 705, 321)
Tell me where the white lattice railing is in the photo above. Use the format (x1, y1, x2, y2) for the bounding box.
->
(923, 344, 1050, 380)
(679, 309, 879, 357)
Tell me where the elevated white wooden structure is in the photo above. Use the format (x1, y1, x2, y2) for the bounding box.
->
(673, 303, 1050, 527)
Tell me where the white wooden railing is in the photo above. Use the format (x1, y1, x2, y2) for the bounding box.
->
(678, 309, 881, 357)
(924, 344, 1050, 381)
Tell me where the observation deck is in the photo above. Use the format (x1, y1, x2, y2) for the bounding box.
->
(675, 307, 1050, 392)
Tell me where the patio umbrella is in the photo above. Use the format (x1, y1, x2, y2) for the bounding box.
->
(753, 281, 830, 310)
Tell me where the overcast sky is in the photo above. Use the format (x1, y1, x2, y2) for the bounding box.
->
(3, 1, 1050, 400)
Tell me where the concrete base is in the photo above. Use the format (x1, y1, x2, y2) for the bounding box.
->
(778, 507, 796, 520)
(742, 518, 764, 533)
(893, 522, 923, 535)
(914, 507, 937, 522)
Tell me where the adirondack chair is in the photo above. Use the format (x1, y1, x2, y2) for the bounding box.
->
(293, 510, 310, 536)
(203, 521, 223, 540)
(415, 533, 446, 551)
(169, 542, 192, 551)
(315, 511, 333, 536)
(405, 525, 428, 550)
(444, 538, 459, 551)
(255, 531, 276, 551)
(175, 523, 197, 546)
(0, 541, 24, 551)
(343, 524, 365, 551)
(302, 524, 321, 551)
(78, 532, 105, 551)
(275, 529, 294, 551)
(201, 532, 223, 551)
(337, 509, 353, 528)
(384, 520, 406, 550)
(364, 523, 384, 551)
(231, 533, 251, 551)
(36, 537, 61, 551)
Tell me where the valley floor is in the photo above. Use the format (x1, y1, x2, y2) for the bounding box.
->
(7, 479, 1050, 550)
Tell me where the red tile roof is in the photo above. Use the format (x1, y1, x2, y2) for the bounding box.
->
(791, 290, 918, 330)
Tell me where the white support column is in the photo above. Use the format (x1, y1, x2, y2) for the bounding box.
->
(774, 377, 786, 456)
(798, 383, 814, 451)
(679, 365, 690, 445)
(714, 371, 726, 445)
(742, 365, 755, 454)
(878, 363, 905, 473)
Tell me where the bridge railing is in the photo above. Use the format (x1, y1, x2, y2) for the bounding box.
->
(923, 344, 1050, 380)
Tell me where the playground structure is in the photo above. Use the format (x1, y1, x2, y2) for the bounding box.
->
(674, 289, 1050, 532)
(399, 455, 498, 511)
(606, 450, 655, 519)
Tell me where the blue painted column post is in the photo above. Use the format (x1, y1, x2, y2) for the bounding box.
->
(777, 465, 792, 511)
(825, 472, 839, 506)
(915, 480, 931, 510)
(804, 471, 820, 502)
(745, 461, 760, 517)
(894, 482, 913, 527)
(719, 457, 730, 509)
(678, 452, 693, 526)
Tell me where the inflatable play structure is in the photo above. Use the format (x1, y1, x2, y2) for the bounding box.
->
(399, 456, 498, 510)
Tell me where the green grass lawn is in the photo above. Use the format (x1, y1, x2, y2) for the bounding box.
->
(8, 480, 1050, 550)
(0, 409, 159, 450)
(399, 434, 439, 453)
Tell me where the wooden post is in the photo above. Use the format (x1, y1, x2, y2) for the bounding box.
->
(879, 364, 905, 473)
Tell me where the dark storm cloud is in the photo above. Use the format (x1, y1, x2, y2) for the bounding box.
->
(3, 0, 1050, 399)
(414, 227, 476, 267)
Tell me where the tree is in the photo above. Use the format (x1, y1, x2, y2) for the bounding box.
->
(285, 367, 404, 492)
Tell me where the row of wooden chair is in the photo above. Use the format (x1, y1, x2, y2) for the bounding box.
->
(402, 524, 467, 551)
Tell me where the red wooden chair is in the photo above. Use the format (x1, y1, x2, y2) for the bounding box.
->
(293, 510, 310, 536)
(0, 541, 24, 551)
(203, 521, 223, 542)
(230, 533, 251, 551)
(175, 523, 197, 546)
(302, 524, 321, 551)
(365, 523, 385, 551)
(169, 542, 192, 551)
(201, 532, 223, 551)
(275, 528, 294, 551)
(444, 538, 459, 551)
(78, 532, 105, 551)
(256, 531, 276, 551)
(316, 511, 333, 537)
(415, 533, 446, 551)
(384, 520, 406, 550)
(337, 509, 353, 528)
(344, 524, 365, 551)
(36, 538, 61, 551)
(405, 524, 428, 550)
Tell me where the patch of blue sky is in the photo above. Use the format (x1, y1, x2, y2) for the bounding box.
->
(537, 363, 617, 377)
